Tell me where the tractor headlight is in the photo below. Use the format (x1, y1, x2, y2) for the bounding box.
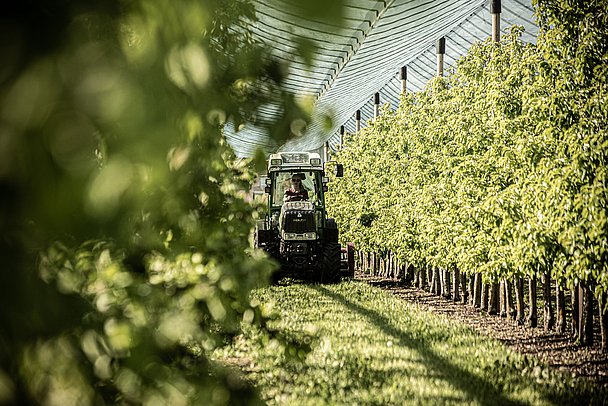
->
(284, 233, 297, 240)
(310, 158, 321, 166)
(270, 158, 282, 166)
(304, 232, 317, 239)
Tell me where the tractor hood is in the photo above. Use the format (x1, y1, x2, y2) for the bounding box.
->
(280, 201, 317, 240)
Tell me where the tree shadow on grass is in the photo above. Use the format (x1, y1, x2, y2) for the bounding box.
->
(311, 284, 530, 406)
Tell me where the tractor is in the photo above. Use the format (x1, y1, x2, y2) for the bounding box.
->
(254, 152, 354, 282)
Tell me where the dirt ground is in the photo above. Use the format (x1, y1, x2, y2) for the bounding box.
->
(358, 273, 608, 386)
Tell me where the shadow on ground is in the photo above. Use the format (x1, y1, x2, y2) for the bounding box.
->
(312, 284, 528, 406)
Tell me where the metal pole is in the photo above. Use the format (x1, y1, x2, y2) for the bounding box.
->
(355, 109, 361, 132)
(491, 0, 501, 42)
(324, 141, 329, 163)
(400, 66, 407, 94)
(436, 37, 445, 77)
(339, 125, 345, 149)
(374, 92, 380, 119)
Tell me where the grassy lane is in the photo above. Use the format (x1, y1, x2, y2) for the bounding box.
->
(213, 281, 602, 405)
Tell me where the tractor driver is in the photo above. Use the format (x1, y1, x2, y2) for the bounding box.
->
(284, 173, 309, 202)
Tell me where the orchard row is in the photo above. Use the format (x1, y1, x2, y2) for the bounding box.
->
(327, 2, 607, 350)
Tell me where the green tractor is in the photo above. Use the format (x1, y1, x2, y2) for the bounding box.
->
(254, 152, 354, 282)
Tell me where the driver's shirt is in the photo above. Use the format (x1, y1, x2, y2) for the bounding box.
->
(284, 188, 309, 201)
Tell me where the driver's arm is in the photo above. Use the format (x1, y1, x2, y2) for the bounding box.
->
(284, 189, 293, 201)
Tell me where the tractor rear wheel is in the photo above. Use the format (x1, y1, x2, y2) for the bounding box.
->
(320, 242, 341, 283)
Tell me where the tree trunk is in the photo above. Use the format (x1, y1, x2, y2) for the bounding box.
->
(488, 282, 499, 315)
(583, 282, 594, 346)
(500, 280, 507, 317)
(453, 267, 461, 302)
(419, 264, 427, 290)
(394, 255, 399, 279)
(572, 284, 580, 340)
(395, 256, 401, 280)
(505, 279, 516, 320)
(361, 251, 365, 273)
(527, 276, 538, 328)
(362, 252, 367, 273)
(394, 256, 400, 280)
(555, 281, 566, 334)
(443, 269, 451, 299)
(403, 262, 412, 285)
(373, 252, 379, 275)
(435, 267, 441, 295)
(408, 263, 415, 286)
(468, 274, 475, 305)
(542, 271, 555, 332)
(515, 276, 525, 325)
(481, 283, 490, 312)
(397, 258, 402, 281)
(473, 273, 482, 308)
(432, 267, 440, 295)
(358, 251, 363, 273)
(460, 272, 467, 304)
(600, 292, 608, 353)
(385, 254, 390, 278)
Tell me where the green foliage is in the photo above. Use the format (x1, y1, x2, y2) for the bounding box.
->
(327, 0, 608, 301)
(532, 0, 608, 295)
(27, 241, 270, 404)
(0, 0, 339, 403)
(215, 281, 604, 404)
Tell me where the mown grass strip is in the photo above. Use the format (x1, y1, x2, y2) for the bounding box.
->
(214, 281, 604, 405)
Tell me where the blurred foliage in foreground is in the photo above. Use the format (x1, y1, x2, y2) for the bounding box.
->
(0, 0, 343, 404)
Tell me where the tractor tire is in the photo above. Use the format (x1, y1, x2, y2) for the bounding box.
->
(324, 218, 339, 243)
(320, 242, 341, 283)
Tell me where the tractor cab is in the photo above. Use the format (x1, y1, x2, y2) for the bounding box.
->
(263, 153, 330, 236)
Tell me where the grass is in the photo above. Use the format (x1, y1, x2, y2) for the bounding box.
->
(213, 280, 604, 405)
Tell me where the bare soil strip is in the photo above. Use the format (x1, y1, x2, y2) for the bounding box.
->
(358, 273, 608, 386)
